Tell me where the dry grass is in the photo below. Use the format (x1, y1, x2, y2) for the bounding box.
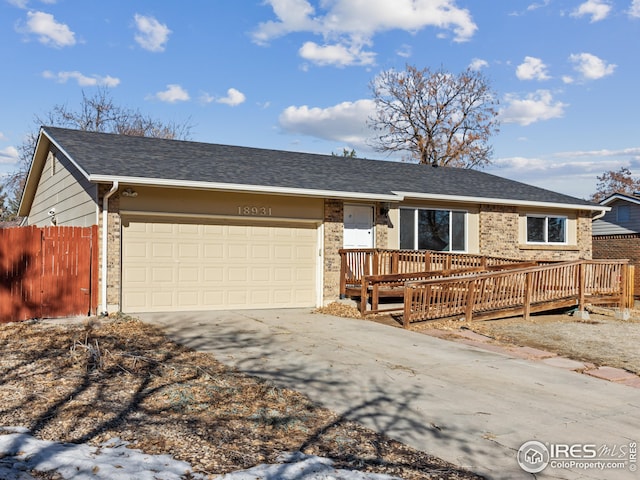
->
(0, 315, 482, 480)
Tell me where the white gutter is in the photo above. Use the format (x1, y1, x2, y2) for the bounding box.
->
(89, 174, 400, 202)
(392, 191, 609, 213)
(101, 181, 119, 315)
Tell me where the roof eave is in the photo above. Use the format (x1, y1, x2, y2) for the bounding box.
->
(392, 191, 609, 212)
(18, 128, 93, 216)
(600, 193, 640, 206)
(89, 175, 402, 202)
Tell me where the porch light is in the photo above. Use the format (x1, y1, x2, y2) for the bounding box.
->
(121, 188, 138, 197)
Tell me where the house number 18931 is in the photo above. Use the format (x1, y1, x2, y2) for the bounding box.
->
(237, 206, 272, 216)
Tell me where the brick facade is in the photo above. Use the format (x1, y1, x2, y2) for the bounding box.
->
(479, 205, 592, 261)
(593, 234, 640, 295)
(478, 205, 520, 258)
(97, 192, 595, 310)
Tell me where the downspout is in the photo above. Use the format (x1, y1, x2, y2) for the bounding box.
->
(592, 210, 606, 221)
(101, 181, 119, 315)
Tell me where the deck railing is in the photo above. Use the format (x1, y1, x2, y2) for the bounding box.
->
(339, 248, 526, 297)
(402, 260, 633, 327)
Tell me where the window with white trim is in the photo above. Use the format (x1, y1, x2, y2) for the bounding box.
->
(400, 208, 467, 251)
(526, 215, 566, 244)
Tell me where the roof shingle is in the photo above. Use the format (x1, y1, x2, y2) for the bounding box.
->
(44, 126, 596, 207)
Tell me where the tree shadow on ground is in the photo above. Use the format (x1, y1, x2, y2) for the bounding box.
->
(0, 315, 487, 479)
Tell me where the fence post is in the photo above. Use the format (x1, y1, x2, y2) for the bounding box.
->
(628, 265, 635, 309)
(620, 263, 629, 310)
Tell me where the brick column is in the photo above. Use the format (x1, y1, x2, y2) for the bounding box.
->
(98, 185, 122, 312)
(323, 199, 343, 303)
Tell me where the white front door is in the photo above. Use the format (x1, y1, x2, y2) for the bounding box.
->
(343, 204, 374, 248)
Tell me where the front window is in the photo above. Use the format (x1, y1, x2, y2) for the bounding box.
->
(400, 208, 466, 251)
(526, 215, 566, 244)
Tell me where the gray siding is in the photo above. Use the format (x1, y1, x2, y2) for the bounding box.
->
(592, 199, 640, 235)
(28, 149, 97, 227)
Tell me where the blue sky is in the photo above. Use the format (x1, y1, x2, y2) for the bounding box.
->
(1, 0, 639, 200)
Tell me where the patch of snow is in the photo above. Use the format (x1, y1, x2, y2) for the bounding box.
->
(215, 451, 402, 479)
(0, 428, 401, 480)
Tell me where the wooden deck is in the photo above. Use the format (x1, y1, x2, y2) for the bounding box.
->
(339, 249, 634, 327)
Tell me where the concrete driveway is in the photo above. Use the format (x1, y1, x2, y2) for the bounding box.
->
(139, 308, 640, 480)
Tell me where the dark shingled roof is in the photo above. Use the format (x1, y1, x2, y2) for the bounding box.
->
(44, 126, 596, 207)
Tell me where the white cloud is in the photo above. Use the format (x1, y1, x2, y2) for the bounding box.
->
(488, 146, 640, 199)
(7, 0, 29, 8)
(149, 84, 190, 103)
(571, 0, 612, 22)
(199, 93, 215, 104)
(199, 88, 247, 106)
(217, 88, 246, 106)
(253, 0, 477, 67)
(278, 99, 376, 146)
(500, 90, 567, 126)
(0, 146, 19, 165)
(516, 56, 550, 81)
(396, 44, 412, 58)
(22, 10, 75, 48)
(299, 41, 376, 67)
(469, 58, 488, 71)
(42, 70, 120, 87)
(630, 0, 640, 18)
(134, 14, 171, 52)
(569, 52, 616, 80)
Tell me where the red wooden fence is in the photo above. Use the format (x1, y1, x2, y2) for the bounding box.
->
(0, 225, 98, 323)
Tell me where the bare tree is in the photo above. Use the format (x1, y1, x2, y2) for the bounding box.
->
(590, 167, 640, 203)
(332, 148, 357, 158)
(2, 88, 193, 219)
(368, 64, 499, 168)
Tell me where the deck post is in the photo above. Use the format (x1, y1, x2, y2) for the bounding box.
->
(573, 261, 591, 320)
(360, 276, 369, 315)
(523, 271, 532, 321)
(339, 250, 347, 298)
(464, 278, 477, 321)
(403, 285, 413, 328)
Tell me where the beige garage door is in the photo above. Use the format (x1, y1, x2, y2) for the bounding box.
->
(121, 219, 318, 312)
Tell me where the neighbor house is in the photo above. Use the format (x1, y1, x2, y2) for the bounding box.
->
(18, 127, 607, 314)
(592, 192, 640, 295)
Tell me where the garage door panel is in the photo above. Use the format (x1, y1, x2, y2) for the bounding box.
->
(178, 267, 199, 282)
(204, 243, 224, 258)
(122, 219, 318, 312)
(152, 223, 174, 234)
(152, 243, 173, 257)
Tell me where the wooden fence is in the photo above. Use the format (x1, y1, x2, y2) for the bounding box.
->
(403, 260, 634, 327)
(0, 225, 98, 323)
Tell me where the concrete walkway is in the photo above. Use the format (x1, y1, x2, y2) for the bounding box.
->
(139, 309, 640, 480)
